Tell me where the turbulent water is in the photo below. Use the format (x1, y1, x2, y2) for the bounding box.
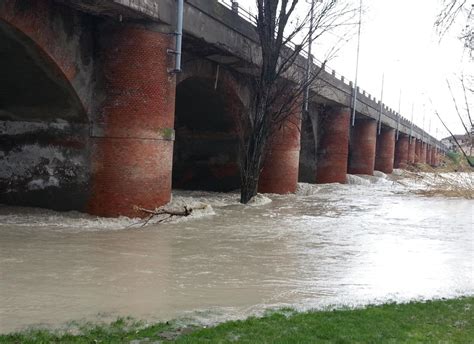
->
(0, 172, 473, 333)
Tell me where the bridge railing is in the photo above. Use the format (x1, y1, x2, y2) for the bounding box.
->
(217, 0, 442, 146)
(218, 1, 349, 86)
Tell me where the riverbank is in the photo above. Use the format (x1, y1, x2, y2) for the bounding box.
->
(1, 297, 472, 343)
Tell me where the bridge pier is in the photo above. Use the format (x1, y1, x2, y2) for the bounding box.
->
(430, 147, 437, 166)
(435, 148, 441, 166)
(408, 138, 416, 164)
(259, 107, 301, 194)
(87, 24, 175, 217)
(420, 142, 427, 164)
(415, 139, 422, 163)
(315, 107, 350, 183)
(394, 134, 409, 169)
(348, 118, 377, 175)
(375, 128, 395, 173)
(426, 145, 432, 166)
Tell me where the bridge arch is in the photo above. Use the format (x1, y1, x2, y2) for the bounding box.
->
(173, 61, 247, 191)
(0, 20, 86, 122)
(0, 4, 91, 210)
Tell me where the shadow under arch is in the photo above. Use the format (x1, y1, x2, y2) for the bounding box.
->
(0, 19, 90, 211)
(173, 76, 245, 192)
(0, 19, 86, 122)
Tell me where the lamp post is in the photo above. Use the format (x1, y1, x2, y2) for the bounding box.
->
(304, 0, 323, 113)
(396, 89, 401, 140)
(304, 0, 316, 113)
(377, 72, 384, 135)
(351, 0, 362, 126)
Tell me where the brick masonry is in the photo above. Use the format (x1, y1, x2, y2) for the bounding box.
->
(259, 100, 302, 194)
(375, 128, 395, 174)
(87, 24, 176, 217)
(348, 119, 377, 175)
(394, 134, 409, 169)
(315, 107, 351, 184)
(408, 138, 416, 164)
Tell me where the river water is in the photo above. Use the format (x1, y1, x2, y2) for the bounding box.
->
(0, 172, 473, 333)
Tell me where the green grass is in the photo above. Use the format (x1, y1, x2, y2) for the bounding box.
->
(1, 298, 473, 343)
(447, 151, 462, 164)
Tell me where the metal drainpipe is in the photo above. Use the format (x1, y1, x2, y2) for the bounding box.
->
(169, 0, 184, 73)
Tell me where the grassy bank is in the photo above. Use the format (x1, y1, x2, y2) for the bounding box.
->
(1, 297, 473, 343)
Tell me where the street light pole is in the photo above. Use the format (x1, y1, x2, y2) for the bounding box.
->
(396, 88, 401, 140)
(378, 72, 384, 135)
(304, 0, 316, 113)
(351, 0, 363, 126)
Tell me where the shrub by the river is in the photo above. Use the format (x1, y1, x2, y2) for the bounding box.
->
(0, 297, 473, 343)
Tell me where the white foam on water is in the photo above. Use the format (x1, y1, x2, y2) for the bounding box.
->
(247, 193, 273, 206)
(0, 206, 138, 231)
(373, 170, 387, 179)
(296, 182, 322, 196)
(346, 174, 372, 186)
(392, 168, 404, 176)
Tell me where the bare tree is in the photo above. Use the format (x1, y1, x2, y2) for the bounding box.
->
(238, 0, 356, 203)
(435, 0, 473, 57)
(433, 1, 473, 166)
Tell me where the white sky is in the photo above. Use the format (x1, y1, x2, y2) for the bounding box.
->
(233, 0, 473, 139)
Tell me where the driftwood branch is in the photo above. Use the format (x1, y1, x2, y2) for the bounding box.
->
(130, 204, 207, 227)
(135, 205, 194, 217)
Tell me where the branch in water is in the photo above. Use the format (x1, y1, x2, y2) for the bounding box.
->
(131, 205, 207, 227)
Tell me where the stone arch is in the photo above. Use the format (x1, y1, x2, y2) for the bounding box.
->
(173, 60, 247, 191)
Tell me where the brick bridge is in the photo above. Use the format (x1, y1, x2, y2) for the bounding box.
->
(0, 0, 446, 217)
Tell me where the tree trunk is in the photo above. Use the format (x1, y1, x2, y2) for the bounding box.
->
(240, 172, 259, 203)
(240, 102, 269, 204)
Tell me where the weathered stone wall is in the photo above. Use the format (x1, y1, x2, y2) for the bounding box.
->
(0, 121, 90, 210)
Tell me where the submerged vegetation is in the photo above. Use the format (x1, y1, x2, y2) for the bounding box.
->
(393, 152, 474, 199)
(1, 297, 473, 343)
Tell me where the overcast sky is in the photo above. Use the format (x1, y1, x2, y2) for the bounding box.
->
(229, 0, 472, 139)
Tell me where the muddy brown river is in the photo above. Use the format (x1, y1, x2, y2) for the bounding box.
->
(0, 173, 473, 333)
